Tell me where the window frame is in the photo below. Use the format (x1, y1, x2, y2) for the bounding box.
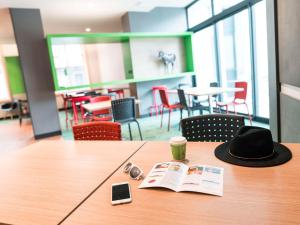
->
(186, 0, 268, 122)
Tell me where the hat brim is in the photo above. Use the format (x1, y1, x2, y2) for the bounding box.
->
(215, 142, 292, 167)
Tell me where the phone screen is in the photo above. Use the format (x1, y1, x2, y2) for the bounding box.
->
(112, 183, 130, 201)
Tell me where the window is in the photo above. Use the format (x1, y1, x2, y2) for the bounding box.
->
(217, 10, 253, 114)
(52, 44, 89, 88)
(187, 0, 269, 120)
(193, 27, 218, 88)
(187, 0, 212, 28)
(252, 0, 269, 118)
(213, 0, 243, 14)
(0, 56, 11, 102)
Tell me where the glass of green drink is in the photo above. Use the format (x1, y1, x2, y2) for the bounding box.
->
(169, 136, 187, 161)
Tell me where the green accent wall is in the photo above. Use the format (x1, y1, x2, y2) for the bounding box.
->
(5, 56, 25, 94)
(47, 32, 194, 91)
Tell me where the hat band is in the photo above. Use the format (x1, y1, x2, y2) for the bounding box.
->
(228, 148, 275, 160)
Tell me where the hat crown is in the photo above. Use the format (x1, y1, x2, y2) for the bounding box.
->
(229, 126, 274, 159)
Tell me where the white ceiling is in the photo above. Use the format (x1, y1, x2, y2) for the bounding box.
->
(0, 0, 193, 44)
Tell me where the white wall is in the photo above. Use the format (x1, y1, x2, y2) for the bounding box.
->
(83, 43, 127, 87)
(130, 37, 186, 79)
(1, 44, 18, 57)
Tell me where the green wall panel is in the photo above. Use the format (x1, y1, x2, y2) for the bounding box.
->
(5, 56, 25, 94)
(47, 32, 194, 91)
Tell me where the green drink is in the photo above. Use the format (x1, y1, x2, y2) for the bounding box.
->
(169, 136, 187, 161)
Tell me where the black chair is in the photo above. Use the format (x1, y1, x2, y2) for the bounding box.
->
(1, 101, 18, 120)
(111, 97, 143, 140)
(18, 99, 30, 126)
(177, 89, 208, 117)
(181, 114, 245, 142)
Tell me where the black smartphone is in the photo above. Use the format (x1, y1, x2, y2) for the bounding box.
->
(111, 182, 132, 205)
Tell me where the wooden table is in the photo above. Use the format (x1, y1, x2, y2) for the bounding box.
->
(62, 142, 300, 225)
(82, 99, 140, 113)
(168, 87, 243, 113)
(0, 140, 145, 225)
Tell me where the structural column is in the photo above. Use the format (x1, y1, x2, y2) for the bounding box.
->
(10, 8, 61, 139)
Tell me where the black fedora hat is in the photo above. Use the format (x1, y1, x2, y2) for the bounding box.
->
(215, 126, 292, 167)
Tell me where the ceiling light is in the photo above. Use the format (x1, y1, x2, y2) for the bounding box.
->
(85, 28, 91, 32)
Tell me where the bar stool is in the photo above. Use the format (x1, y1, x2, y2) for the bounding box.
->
(149, 85, 167, 117)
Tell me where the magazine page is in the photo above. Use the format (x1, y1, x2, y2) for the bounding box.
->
(179, 165, 224, 196)
(139, 162, 189, 191)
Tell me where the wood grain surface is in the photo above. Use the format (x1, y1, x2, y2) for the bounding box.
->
(62, 141, 300, 225)
(0, 140, 145, 225)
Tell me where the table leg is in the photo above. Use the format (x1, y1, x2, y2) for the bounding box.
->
(208, 95, 213, 114)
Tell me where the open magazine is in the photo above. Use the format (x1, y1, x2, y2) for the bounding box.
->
(139, 162, 224, 196)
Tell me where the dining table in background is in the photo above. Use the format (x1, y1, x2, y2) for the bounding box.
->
(82, 99, 140, 113)
(168, 87, 243, 113)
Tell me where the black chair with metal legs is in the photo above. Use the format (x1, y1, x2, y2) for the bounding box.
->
(177, 89, 208, 117)
(181, 114, 245, 142)
(111, 97, 143, 140)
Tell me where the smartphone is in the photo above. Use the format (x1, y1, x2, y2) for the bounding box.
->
(111, 182, 132, 205)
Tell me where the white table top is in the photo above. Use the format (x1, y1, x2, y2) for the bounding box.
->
(167, 87, 243, 96)
(82, 99, 140, 112)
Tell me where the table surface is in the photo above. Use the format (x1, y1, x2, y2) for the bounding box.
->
(82, 99, 140, 112)
(62, 141, 300, 225)
(168, 87, 243, 96)
(0, 140, 145, 225)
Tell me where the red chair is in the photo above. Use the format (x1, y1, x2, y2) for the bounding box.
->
(89, 96, 113, 121)
(216, 81, 252, 125)
(108, 88, 125, 99)
(159, 88, 182, 131)
(70, 96, 91, 125)
(149, 85, 167, 117)
(72, 121, 121, 141)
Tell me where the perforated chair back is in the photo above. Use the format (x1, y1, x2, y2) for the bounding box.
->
(72, 121, 121, 141)
(177, 89, 188, 109)
(181, 114, 245, 142)
(111, 97, 136, 123)
(234, 81, 247, 101)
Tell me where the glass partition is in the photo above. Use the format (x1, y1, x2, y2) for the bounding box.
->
(187, 0, 213, 28)
(252, 0, 269, 118)
(193, 27, 218, 88)
(213, 0, 243, 14)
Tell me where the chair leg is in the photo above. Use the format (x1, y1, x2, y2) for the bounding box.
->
(233, 104, 236, 115)
(199, 108, 203, 115)
(160, 107, 164, 128)
(128, 123, 133, 141)
(245, 103, 252, 125)
(168, 109, 171, 131)
(135, 120, 143, 140)
(179, 109, 183, 131)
